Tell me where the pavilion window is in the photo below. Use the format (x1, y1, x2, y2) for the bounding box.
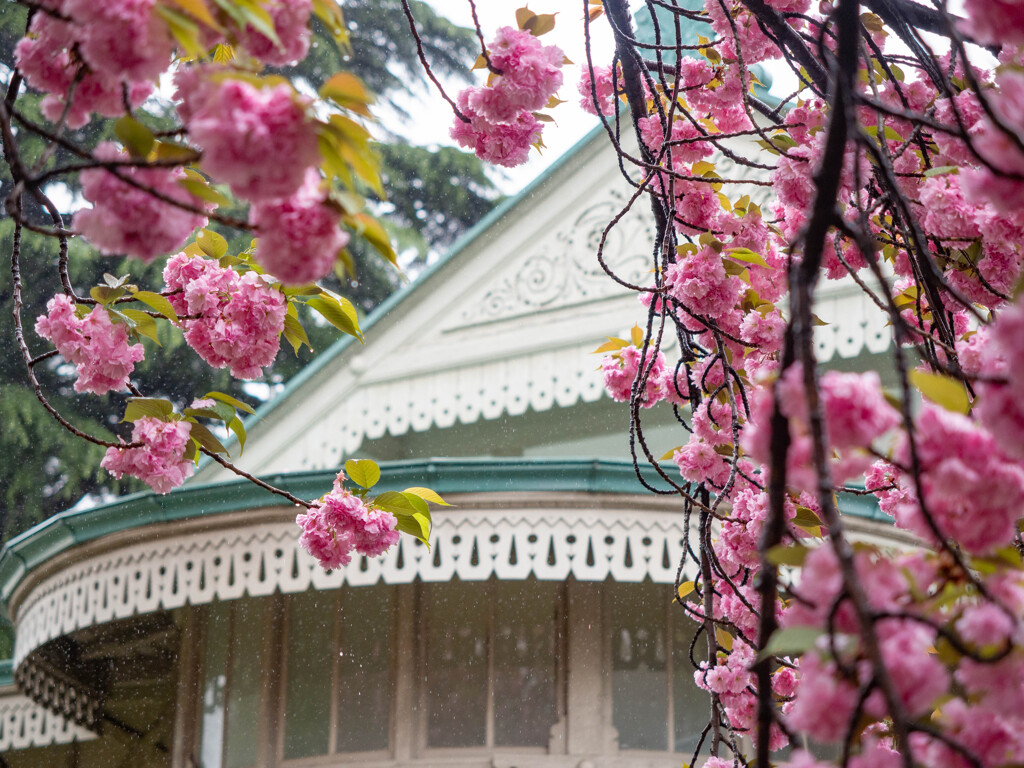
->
(608, 580, 707, 753)
(198, 598, 268, 768)
(280, 583, 395, 761)
(423, 577, 565, 750)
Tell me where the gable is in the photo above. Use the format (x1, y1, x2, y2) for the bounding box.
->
(194, 125, 891, 482)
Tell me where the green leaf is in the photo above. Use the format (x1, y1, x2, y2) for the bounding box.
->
(282, 313, 311, 354)
(715, 627, 734, 651)
(206, 391, 256, 415)
(401, 487, 451, 506)
(759, 626, 824, 660)
(179, 177, 232, 207)
(909, 370, 971, 414)
(305, 295, 362, 340)
(120, 308, 161, 344)
(188, 421, 229, 455)
(373, 491, 432, 544)
(923, 165, 959, 178)
(151, 141, 200, 164)
(155, 5, 205, 58)
(344, 212, 397, 265)
(123, 398, 175, 423)
(523, 12, 556, 36)
(131, 290, 179, 322)
(90, 285, 126, 306)
(393, 509, 431, 544)
(344, 458, 381, 489)
(167, 0, 222, 31)
(726, 247, 769, 268)
(196, 228, 228, 259)
(766, 543, 810, 567)
(115, 116, 155, 158)
(320, 72, 374, 117)
(227, 415, 247, 452)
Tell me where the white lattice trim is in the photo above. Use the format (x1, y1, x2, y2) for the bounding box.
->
(0, 692, 96, 751)
(14, 505, 695, 666)
(287, 344, 609, 471)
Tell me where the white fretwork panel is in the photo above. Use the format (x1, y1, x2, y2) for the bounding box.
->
(0, 693, 96, 751)
(814, 288, 891, 361)
(13, 508, 695, 666)
(297, 344, 608, 467)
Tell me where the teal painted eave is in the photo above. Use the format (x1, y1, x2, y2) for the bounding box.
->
(0, 457, 887, 623)
(0, 659, 11, 688)
(0, 458, 645, 615)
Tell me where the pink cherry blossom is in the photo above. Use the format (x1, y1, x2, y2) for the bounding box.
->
(163, 253, 287, 379)
(450, 90, 544, 168)
(35, 294, 145, 395)
(64, 0, 172, 83)
(101, 417, 194, 494)
(249, 170, 351, 285)
(601, 345, 667, 407)
(240, 0, 313, 66)
(14, 14, 153, 129)
(185, 79, 320, 201)
(73, 143, 209, 261)
(466, 27, 564, 122)
(665, 245, 742, 322)
(296, 477, 400, 570)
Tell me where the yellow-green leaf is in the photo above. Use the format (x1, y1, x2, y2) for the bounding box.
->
(767, 543, 810, 567)
(726, 247, 769, 268)
(320, 72, 374, 117)
(189, 421, 229, 454)
(305, 295, 363, 341)
(155, 5, 205, 58)
(168, 0, 222, 31)
(593, 337, 629, 354)
(282, 313, 311, 354)
(179, 178, 231, 207)
(345, 458, 381, 489)
(715, 627, 734, 651)
(758, 626, 823, 661)
(677, 581, 695, 600)
(227, 415, 246, 452)
(910, 370, 971, 414)
(196, 228, 228, 259)
(132, 290, 179, 322)
(115, 116, 155, 158)
(90, 285, 126, 306)
(402, 487, 451, 506)
(120, 308, 161, 344)
(205, 391, 256, 415)
(345, 212, 396, 265)
(123, 397, 175, 422)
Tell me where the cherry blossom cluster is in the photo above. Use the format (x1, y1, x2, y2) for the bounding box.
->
(295, 472, 401, 570)
(573, 0, 1024, 765)
(74, 143, 211, 262)
(163, 253, 287, 380)
(451, 25, 565, 167)
(15, 0, 352, 285)
(100, 417, 194, 494)
(34, 294, 145, 395)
